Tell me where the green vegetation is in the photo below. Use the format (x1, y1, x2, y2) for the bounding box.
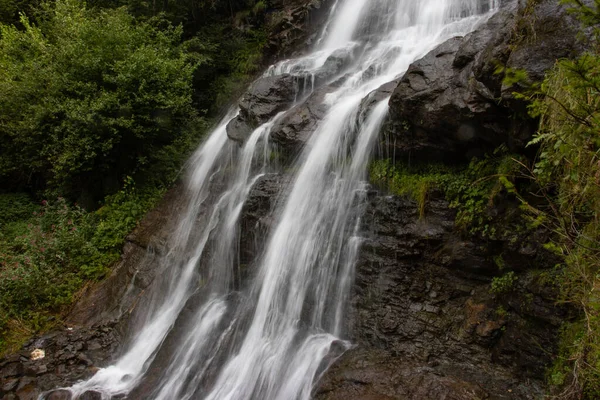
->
(0, 183, 162, 352)
(0, 0, 277, 355)
(0, 0, 274, 201)
(482, 0, 600, 396)
(0, 0, 203, 201)
(369, 147, 524, 238)
(0, 0, 199, 354)
(490, 271, 518, 295)
(517, 1, 600, 396)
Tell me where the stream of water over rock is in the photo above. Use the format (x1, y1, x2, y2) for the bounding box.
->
(60, 1, 498, 399)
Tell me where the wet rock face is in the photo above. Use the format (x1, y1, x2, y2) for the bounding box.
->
(387, 4, 517, 160)
(386, 0, 586, 161)
(239, 173, 287, 270)
(227, 74, 299, 143)
(239, 75, 299, 122)
(317, 349, 490, 400)
(316, 192, 564, 399)
(270, 78, 344, 151)
(0, 323, 119, 400)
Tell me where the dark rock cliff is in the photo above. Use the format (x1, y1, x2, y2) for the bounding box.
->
(314, 193, 564, 399)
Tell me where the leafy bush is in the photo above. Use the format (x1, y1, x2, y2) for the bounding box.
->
(530, 55, 600, 400)
(92, 176, 161, 254)
(514, 1, 600, 397)
(0, 0, 203, 200)
(0, 198, 96, 315)
(490, 271, 518, 294)
(0, 193, 38, 224)
(0, 180, 161, 355)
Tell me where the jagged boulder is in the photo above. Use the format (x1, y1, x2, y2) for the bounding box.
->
(359, 79, 399, 121)
(270, 77, 345, 150)
(227, 74, 299, 143)
(386, 0, 587, 161)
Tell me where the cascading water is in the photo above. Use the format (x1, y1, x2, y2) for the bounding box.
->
(57, 1, 498, 399)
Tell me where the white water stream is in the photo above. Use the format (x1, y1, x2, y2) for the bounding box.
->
(58, 1, 497, 399)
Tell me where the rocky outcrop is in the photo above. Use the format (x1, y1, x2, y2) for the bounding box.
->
(315, 191, 565, 399)
(227, 53, 358, 147)
(239, 173, 287, 270)
(0, 322, 120, 400)
(330, 7, 585, 395)
(227, 74, 299, 142)
(270, 78, 345, 150)
(386, 0, 587, 161)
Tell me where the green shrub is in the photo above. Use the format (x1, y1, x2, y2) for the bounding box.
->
(0, 0, 203, 200)
(0, 178, 161, 355)
(490, 271, 518, 294)
(516, 1, 600, 396)
(92, 176, 162, 253)
(0, 193, 38, 224)
(0, 198, 95, 315)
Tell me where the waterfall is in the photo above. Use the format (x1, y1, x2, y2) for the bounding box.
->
(59, 1, 497, 399)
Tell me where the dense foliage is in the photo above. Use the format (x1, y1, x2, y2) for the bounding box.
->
(0, 0, 271, 203)
(0, 0, 203, 201)
(521, 1, 600, 397)
(0, 184, 161, 351)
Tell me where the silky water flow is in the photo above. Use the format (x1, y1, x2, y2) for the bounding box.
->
(59, 0, 498, 399)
